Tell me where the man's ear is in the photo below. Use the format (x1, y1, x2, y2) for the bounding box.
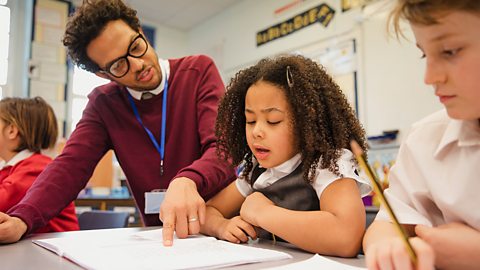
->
(95, 71, 110, 80)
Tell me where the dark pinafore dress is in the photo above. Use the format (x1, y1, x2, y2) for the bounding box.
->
(250, 163, 320, 241)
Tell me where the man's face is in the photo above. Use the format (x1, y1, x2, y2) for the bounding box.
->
(87, 19, 161, 91)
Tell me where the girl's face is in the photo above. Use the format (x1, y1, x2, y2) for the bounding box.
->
(411, 11, 480, 121)
(0, 119, 17, 162)
(245, 81, 298, 168)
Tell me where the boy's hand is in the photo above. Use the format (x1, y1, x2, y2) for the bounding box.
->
(0, 212, 27, 244)
(365, 236, 434, 270)
(216, 216, 257, 244)
(416, 223, 480, 270)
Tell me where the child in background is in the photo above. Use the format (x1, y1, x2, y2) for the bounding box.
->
(200, 55, 371, 256)
(363, 1, 480, 270)
(0, 97, 79, 233)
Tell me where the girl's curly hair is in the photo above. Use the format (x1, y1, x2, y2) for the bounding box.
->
(62, 0, 141, 73)
(216, 54, 367, 184)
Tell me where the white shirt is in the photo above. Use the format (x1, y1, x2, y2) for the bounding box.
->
(0, 149, 35, 169)
(127, 59, 170, 100)
(236, 149, 371, 201)
(376, 110, 480, 230)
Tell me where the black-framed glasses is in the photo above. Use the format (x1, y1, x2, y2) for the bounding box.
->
(100, 33, 149, 78)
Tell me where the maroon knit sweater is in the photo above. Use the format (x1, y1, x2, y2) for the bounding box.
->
(8, 55, 235, 233)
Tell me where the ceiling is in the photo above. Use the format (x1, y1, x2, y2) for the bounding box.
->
(125, 0, 239, 31)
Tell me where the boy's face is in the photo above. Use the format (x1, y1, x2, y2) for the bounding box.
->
(244, 81, 298, 169)
(86, 19, 162, 92)
(411, 11, 480, 121)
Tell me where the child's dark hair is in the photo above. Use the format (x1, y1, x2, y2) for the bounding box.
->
(0, 97, 58, 153)
(216, 54, 367, 184)
(62, 0, 141, 73)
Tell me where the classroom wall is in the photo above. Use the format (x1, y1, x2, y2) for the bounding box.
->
(5, 0, 443, 141)
(186, 0, 442, 140)
(141, 18, 188, 59)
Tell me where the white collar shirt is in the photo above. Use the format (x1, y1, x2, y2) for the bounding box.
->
(378, 110, 480, 229)
(236, 149, 371, 201)
(0, 149, 35, 169)
(127, 59, 170, 100)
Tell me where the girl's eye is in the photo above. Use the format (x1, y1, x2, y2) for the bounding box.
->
(246, 121, 256, 125)
(268, 121, 281, 125)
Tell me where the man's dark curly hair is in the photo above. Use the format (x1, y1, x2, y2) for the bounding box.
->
(216, 54, 367, 184)
(62, 0, 141, 73)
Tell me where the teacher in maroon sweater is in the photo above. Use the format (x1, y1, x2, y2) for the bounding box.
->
(0, 0, 235, 245)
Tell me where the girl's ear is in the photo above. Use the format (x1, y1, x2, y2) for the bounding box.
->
(6, 124, 19, 140)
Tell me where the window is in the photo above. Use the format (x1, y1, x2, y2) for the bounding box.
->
(71, 66, 109, 132)
(0, 1, 10, 97)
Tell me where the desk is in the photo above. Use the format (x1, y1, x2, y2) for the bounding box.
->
(0, 227, 365, 269)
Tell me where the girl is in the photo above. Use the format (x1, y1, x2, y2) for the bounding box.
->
(200, 55, 371, 257)
(363, 1, 480, 270)
(0, 97, 79, 233)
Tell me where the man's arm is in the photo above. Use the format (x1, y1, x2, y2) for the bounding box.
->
(159, 55, 236, 246)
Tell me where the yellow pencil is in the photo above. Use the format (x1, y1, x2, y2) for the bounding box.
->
(350, 140, 417, 265)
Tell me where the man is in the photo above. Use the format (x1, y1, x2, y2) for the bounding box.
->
(0, 0, 235, 246)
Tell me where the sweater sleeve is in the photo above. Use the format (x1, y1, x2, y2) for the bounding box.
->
(7, 93, 112, 235)
(174, 55, 236, 199)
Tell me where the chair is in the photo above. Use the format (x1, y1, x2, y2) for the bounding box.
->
(78, 210, 129, 230)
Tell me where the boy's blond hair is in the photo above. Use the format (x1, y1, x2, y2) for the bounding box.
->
(0, 97, 58, 153)
(390, 0, 480, 36)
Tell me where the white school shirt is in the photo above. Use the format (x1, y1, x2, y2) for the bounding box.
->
(0, 149, 35, 169)
(376, 110, 480, 230)
(127, 59, 170, 100)
(236, 149, 371, 201)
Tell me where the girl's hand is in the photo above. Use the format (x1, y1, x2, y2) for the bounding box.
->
(217, 216, 257, 244)
(365, 236, 434, 270)
(240, 192, 274, 226)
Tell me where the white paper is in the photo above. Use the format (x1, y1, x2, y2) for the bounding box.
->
(266, 254, 367, 270)
(33, 229, 292, 270)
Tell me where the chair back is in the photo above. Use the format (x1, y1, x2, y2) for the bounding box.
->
(78, 210, 129, 230)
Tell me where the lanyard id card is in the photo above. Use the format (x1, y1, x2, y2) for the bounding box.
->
(144, 189, 167, 214)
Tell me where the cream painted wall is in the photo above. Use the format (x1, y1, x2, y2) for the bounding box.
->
(141, 18, 188, 59)
(186, 0, 442, 140)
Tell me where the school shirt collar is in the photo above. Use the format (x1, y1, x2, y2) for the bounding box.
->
(434, 118, 480, 157)
(259, 153, 302, 179)
(0, 149, 35, 169)
(127, 59, 170, 100)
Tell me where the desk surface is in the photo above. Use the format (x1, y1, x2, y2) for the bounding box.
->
(0, 227, 365, 269)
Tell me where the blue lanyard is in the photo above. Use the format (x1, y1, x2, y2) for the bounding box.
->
(127, 79, 168, 175)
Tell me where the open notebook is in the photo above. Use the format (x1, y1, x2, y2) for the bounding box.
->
(33, 229, 291, 270)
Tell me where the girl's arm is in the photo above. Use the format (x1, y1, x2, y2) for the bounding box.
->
(200, 182, 256, 243)
(241, 178, 365, 256)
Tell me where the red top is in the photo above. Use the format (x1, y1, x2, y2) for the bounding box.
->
(0, 153, 79, 233)
(8, 55, 236, 234)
